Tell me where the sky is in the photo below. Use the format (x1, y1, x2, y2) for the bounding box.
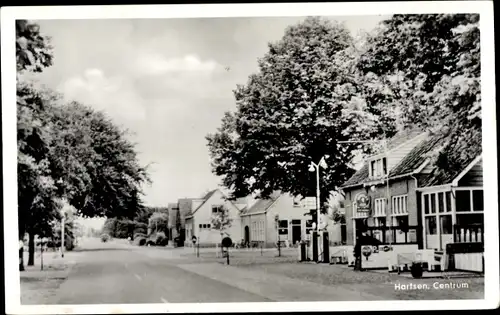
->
(33, 16, 388, 207)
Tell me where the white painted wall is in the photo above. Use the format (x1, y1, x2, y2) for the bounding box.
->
(192, 189, 242, 244)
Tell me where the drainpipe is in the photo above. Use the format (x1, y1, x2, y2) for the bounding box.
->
(411, 174, 418, 189)
(411, 174, 420, 249)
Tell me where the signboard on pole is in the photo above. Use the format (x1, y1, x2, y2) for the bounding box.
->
(355, 193, 371, 212)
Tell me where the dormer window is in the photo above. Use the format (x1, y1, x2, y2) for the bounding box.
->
(369, 157, 387, 178)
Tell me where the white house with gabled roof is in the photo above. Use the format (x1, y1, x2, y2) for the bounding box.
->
(183, 189, 245, 247)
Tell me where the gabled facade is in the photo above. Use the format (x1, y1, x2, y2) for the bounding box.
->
(240, 192, 343, 248)
(341, 129, 484, 258)
(184, 189, 243, 246)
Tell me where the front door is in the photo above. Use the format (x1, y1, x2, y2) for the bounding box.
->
(291, 220, 301, 244)
(244, 226, 250, 244)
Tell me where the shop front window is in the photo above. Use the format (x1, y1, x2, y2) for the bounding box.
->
(445, 191, 452, 213)
(456, 190, 471, 212)
(473, 190, 484, 211)
(425, 217, 437, 235)
(424, 195, 429, 214)
(438, 193, 444, 213)
(440, 215, 453, 234)
(430, 194, 436, 213)
(457, 213, 484, 226)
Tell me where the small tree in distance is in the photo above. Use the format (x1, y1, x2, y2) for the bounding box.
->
(211, 206, 233, 241)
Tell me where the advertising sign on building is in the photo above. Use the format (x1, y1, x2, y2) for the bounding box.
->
(355, 193, 371, 212)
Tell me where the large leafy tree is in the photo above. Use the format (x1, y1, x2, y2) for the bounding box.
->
(17, 76, 61, 267)
(207, 17, 381, 205)
(17, 19, 58, 268)
(357, 14, 481, 174)
(17, 20, 150, 268)
(46, 102, 150, 220)
(16, 20, 53, 72)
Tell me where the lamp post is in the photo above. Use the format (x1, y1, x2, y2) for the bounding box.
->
(308, 155, 329, 262)
(61, 211, 65, 258)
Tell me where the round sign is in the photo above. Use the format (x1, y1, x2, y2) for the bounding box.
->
(361, 245, 372, 257)
(355, 193, 371, 212)
(221, 236, 232, 248)
(192, 236, 197, 244)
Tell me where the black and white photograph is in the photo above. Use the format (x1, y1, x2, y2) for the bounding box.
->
(2, 2, 498, 314)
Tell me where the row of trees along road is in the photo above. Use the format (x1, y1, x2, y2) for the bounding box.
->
(17, 20, 150, 270)
(207, 15, 481, 220)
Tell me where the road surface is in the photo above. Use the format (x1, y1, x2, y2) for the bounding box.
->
(22, 238, 483, 304)
(53, 242, 271, 304)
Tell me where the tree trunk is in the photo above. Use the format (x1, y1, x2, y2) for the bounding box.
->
(19, 226, 25, 271)
(28, 232, 35, 266)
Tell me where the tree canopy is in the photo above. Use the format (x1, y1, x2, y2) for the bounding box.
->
(207, 17, 381, 203)
(16, 20, 150, 267)
(148, 212, 169, 235)
(211, 206, 233, 237)
(208, 14, 482, 207)
(357, 14, 481, 173)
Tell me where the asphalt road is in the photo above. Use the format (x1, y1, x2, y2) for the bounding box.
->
(39, 239, 483, 304)
(53, 245, 270, 304)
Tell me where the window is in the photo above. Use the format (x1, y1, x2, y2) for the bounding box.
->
(278, 220, 288, 235)
(424, 195, 429, 214)
(438, 193, 444, 213)
(369, 157, 387, 178)
(199, 224, 202, 229)
(392, 216, 409, 227)
(305, 220, 313, 235)
(456, 190, 471, 212)
(374, 198, 386, 216)
(440, 215, 452, 234)
(473, 190, 484, 211)
(430, 194, 436, 213)
(457, 213, 484, 226)
(375, 217, 386, 227)
(445, 191, 452, 213)
(425, 216, 437, 235)
(212, 205, 223, 214)
(199, 224, 211, 230)
(392, 195, 408, 215)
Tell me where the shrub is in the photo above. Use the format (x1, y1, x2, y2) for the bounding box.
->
(146, 239, 156, 246)
(65, 236, 75, 251)
(133, 232, 147, 240)
(134, 236, 146, 246)
(101, 233, 111, 243)
(155, 232, 168, 246)
(133, 222, 148, 235)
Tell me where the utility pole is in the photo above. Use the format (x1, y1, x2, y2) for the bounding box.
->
(61, 213, 65, 258)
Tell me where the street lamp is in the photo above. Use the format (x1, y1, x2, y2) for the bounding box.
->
(308, 155, 329, 233)
(308, 155, 329, 262)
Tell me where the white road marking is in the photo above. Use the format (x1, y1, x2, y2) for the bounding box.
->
(161, 297, 169, 303)
(134, 274, 142, 281)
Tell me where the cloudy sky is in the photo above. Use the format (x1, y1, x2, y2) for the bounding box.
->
(33, 16, 387, 207)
